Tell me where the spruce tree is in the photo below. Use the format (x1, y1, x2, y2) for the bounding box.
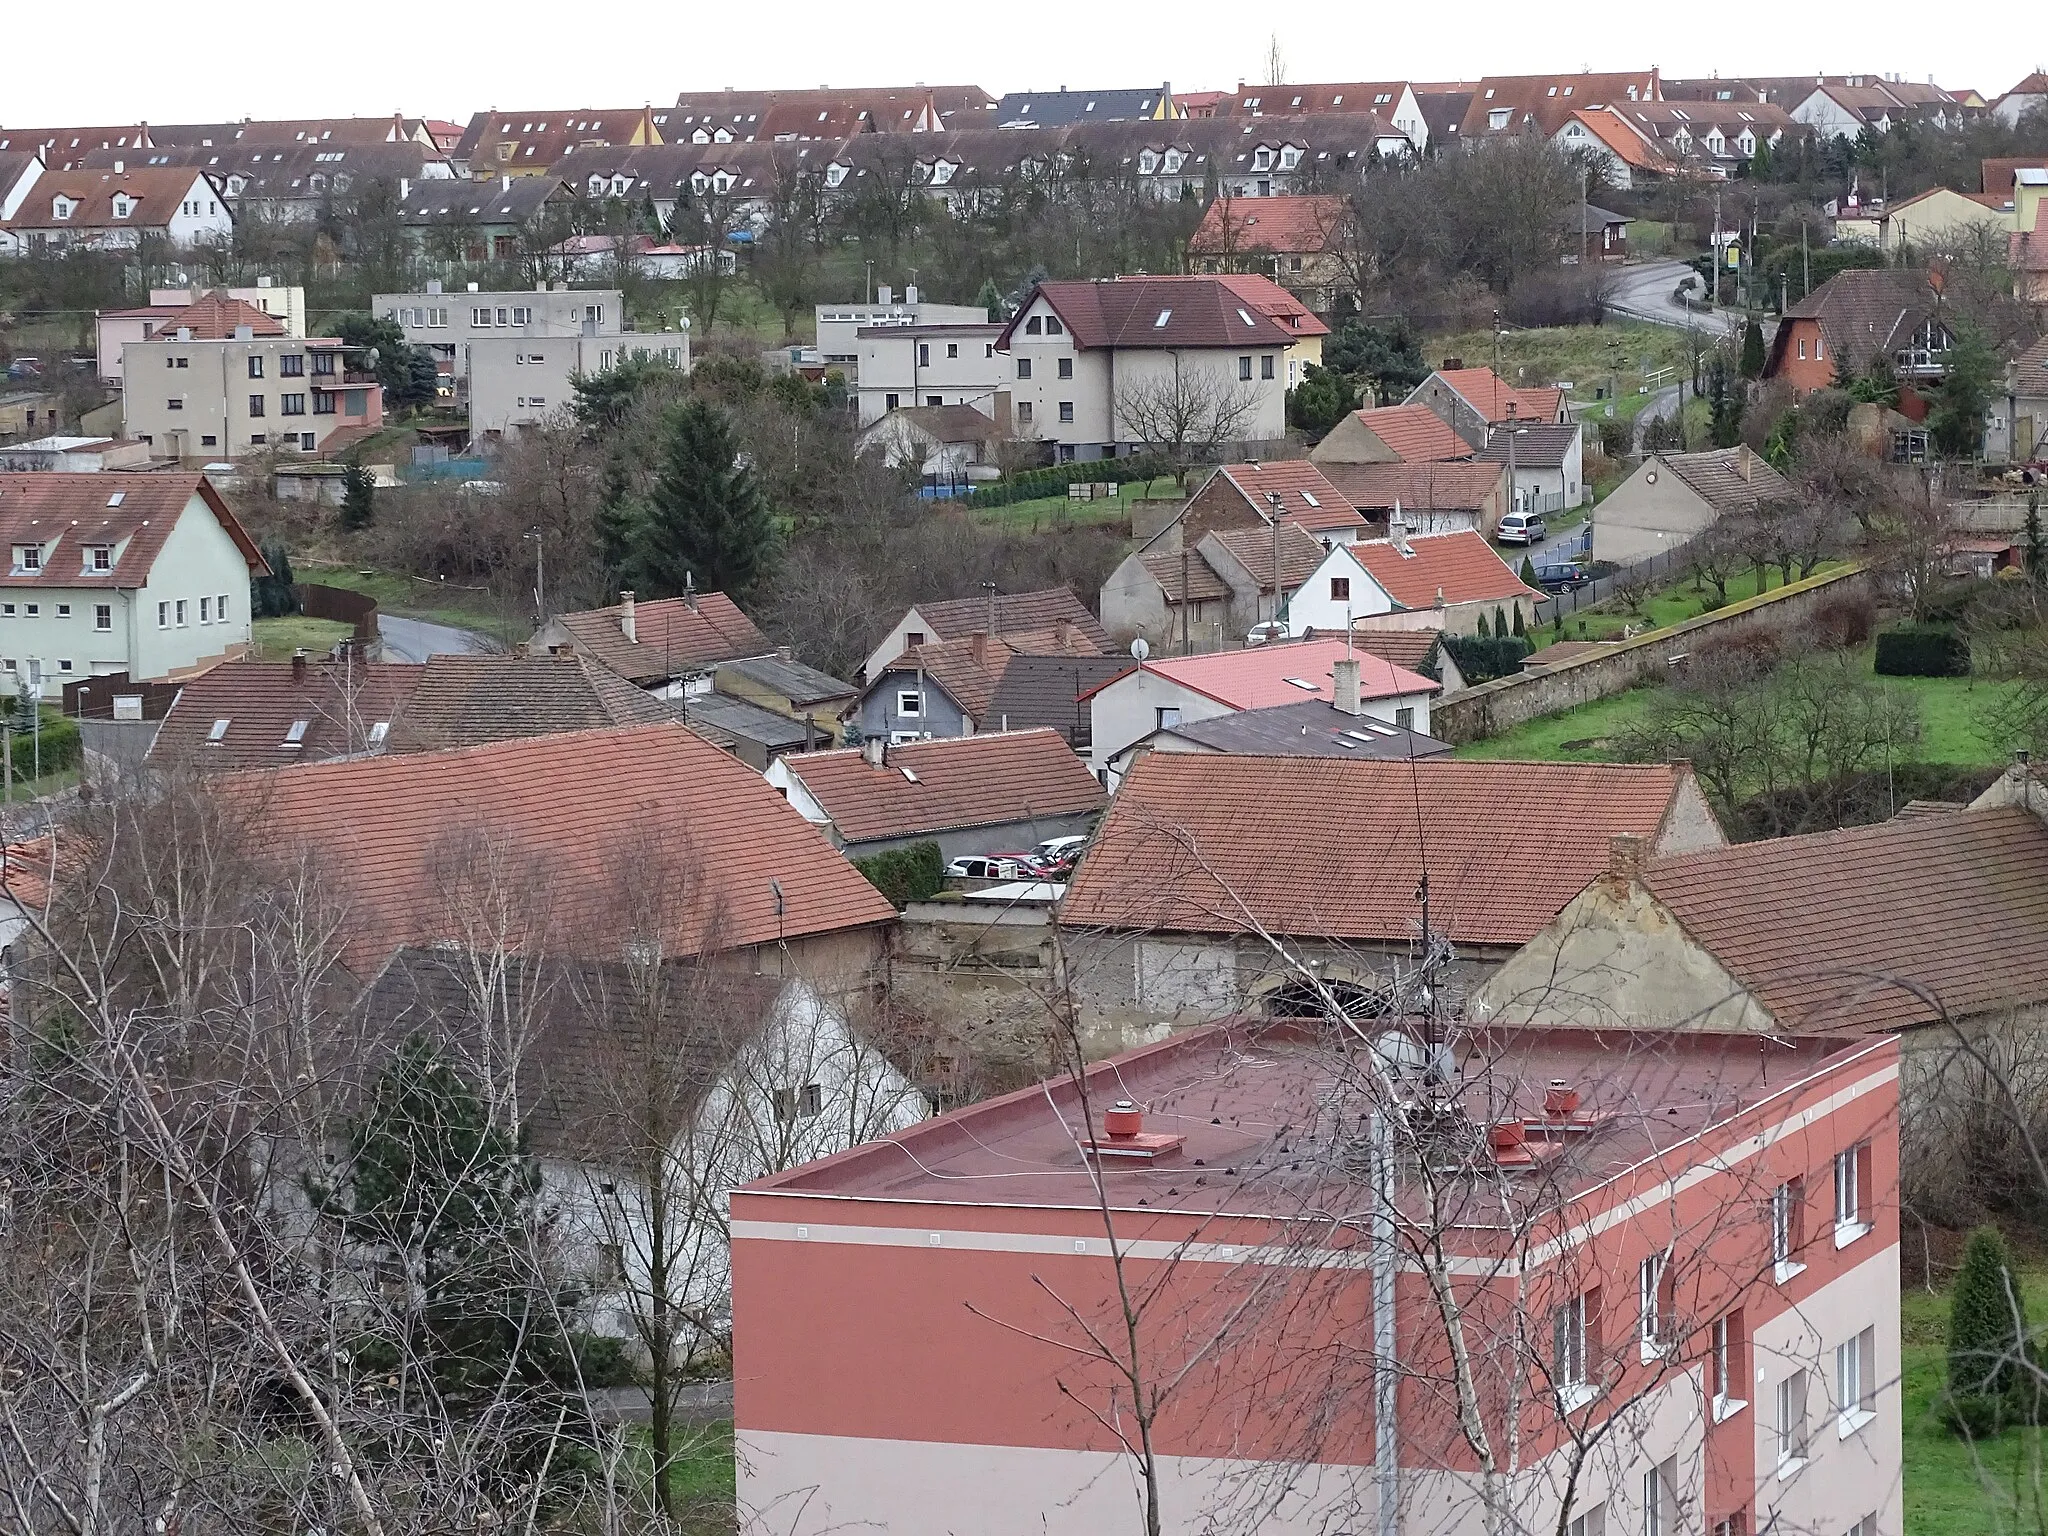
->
(1520, 556, 1539, 586)
(2026, 493, 2044, 584)
(1945, 1225, 2034, 1435)
(1740, 318, 1766, 380)
(633, 396, 776, 600)
(339, 462, 375, 531)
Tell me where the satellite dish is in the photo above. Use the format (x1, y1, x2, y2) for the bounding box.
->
(1130, 637, 1151, 660)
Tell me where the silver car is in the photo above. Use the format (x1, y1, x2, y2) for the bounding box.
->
(1495, 511, 1547, 546)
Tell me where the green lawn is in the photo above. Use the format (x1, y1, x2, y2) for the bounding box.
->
(1902, 1267, 2048, 1535)
(1427, 321, 1690, 405)
(293, 564, 524, 643)
(966, 477, 1178, 533)
(252, 616, 354, 660)
(1535, 563, 1853, 644)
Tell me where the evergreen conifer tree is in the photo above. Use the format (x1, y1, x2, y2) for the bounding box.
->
(1740, 318, 1766, 380)
(632, 397, 776, 600)
(339, 462, 376, 531)
(1944, 1225, 2035, 1435)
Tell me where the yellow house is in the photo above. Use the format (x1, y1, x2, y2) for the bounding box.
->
(1877, 184, 2017, 254)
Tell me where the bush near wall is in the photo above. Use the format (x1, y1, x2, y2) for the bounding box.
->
(963, 457, 1168, 510)
(852, 840, 946, 908)
(1875, 623, 1971, 678)
(1442, 634, 1535, 685)
(0, 705, 81, 782)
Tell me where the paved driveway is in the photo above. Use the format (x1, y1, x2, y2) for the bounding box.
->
(377, 613, 493, 662)
(1607, 260, 1745, 336)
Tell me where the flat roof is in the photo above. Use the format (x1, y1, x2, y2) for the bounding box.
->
(747, 1020, 1877, 1225)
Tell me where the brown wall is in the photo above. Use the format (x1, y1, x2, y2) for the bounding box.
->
(295, 582, 379, 647)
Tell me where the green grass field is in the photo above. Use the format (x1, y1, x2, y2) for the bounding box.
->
(252, 616, 355, 660)
(1426, 321, 1690, 406)
(965, 478, 1178, 533)
(293, 564, 524, 643)
(1535, 563, 1853, 644)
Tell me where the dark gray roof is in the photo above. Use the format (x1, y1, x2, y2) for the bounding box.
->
(985, 654, 1136, 734)
(717, 653, 857, 707)
(1476, 421, 1582, 470)
(1563, 202, 1633, 234)
(398, 174, 568, 225)
(682, 690, 825, 750)
(995, 88, 1175, 129)
(1149, 700, 1454, 760)
(386, 652, 674, 753)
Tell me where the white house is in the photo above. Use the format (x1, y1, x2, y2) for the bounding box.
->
(1284, 529, 1544, 640)
(815, 286, 990, 372)
(352, 948, 930, 1355)
(0, 471, 267, 693)
(5, 165, 231, 252)
(854, 321, 1007, 425)
(1082, 636, 1436, 783)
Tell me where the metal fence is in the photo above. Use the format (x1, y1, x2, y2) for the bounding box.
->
(1534, 541, 1698, 624)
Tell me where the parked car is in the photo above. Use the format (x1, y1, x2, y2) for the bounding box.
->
(1245, 621, 1288, 645)
(1495, 511, 1546, 546)
(944, 854, 1035, 881)
(1532, 562, 1591, 592)
(1032, 834, 1088, 874)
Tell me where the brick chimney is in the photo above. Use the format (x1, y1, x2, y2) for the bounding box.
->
(970, 631, 993, 669)
(862, 735, 886, 768)
(1606, 833, 1647, 889)
(1333, 657, 1363, 716)
(1737, 444, 1754, 482)
(291, 647, 308, 682)
(619, 589, 636, 642)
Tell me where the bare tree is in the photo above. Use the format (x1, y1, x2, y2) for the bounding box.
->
(1114, 356, 1266, 491)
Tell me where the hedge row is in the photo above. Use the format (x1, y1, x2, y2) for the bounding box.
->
(1874, 623, 1970, 678)
(963, 456, 1169, 509)
(0, 706, 82, 783)
(1442, 634, 1535, 685)
(852, 840, 946, 908)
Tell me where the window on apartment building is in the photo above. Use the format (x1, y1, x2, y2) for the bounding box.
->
(1638, 1252, 1675, 1356)
(217, 594, 229, 622)
(884, 393, 900, 410)
(1058, 357, 1074, 379)
(473, 307, 492, 327)
(248, 395, 265, 418)
(54, 605, 67, 617)
(947, 342, 959, 359)
(1239, 355, 1253, 381)
(281, 394, 306, 416)
(312, 351, 336, 376)
(200, 435, 217, 447)
(1772, 1177, 1805, 1277)
(247, 356, 264, 379)
(897, 690, 922, 717)
(56, 660, 71, 674)
(1017, 402, 1034, 424)
(1553, 1287, 1600, 1406)
(157, 602, 169, 629)
(1017, 358, 1032, 380)
(919, 343, 930, 366)
(199, 597, 211, 623)
(513, 306, 531, 325)
(94, 605, 110, 632)
(1776, 1370, 1809, 1470)
(1837, 1327, 1877, 1434)
(299, 432, 316, 451)
(175, 600, 187, 627)
(23, 605, 37, 617)
(167, 398, 184, 411)
(1, 604, 16, 616)
(1836, 1143, 1873, 1243)
(1847, 1517, 1876, 1536)
(430, 308, 448, 327)
(494, 307, 510, 326)
(1711, 1311, 1748, 1416)
(773, 1083, 823, 1123)
(925, 396, 942, 408)
(1330, 577, 1351, 601)
(1641, 1459, 1676, 1536)
(281, 353, 304, 377)
(1711, 1517, 1748, 1536)
(1058, 402, 1074, 423)
(1565, 1507, 1606, 1536)
(313, 392, 336, 415)
(1261, 355, 1276, 380)
(250, 434, 266, 445)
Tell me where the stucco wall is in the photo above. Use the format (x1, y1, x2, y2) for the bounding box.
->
(1430, 566, 1870, 746)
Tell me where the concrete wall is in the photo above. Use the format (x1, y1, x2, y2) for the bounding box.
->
(1430, 566, 1870, 746)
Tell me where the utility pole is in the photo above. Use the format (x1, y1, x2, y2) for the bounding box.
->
(1268, 492, 1285, 629)
(1491, 308, 1502, 380)
(1712, 185, 1723, 308)
(1802, 218, 1811, 299)
(1578, 166, 1588, 271)
(1179, 539, 1192, 655)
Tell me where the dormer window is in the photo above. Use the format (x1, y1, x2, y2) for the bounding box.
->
(86, 545, 112, 572)
(825, 163, 847, 188)
(1163, 149, 1184, 173)
(15, 546, 41, 573)
(1489, 109, 1513, 130)
(112, 195, 133, 219)
(1252, 147, 1272, 169)
(931, 159, 954, 185)
(1279, 145, 1302, 170)
(51, 196, 73, 220)
(1139, 150, 1159, 174)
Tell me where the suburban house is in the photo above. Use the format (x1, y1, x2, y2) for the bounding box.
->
(1311, 403, 1476, 466)
(395, 174, 575, 262)
(119, 294, 384, 461)
(1458, 72, 1663, 140)
(714, 655, 857, 740)
(864, 586, 1109, 681)
(1763, 268, 1949, 402)
(1212, 79, 1431, 145)
(851, 627, 1106, 744)
(1186, 194, 1354, 310)
(1477, 776, 2048, 1049)
(1103, 670, 1453, 779)
(856, 405, 1009, 482)
(1592, 446, 1794, 564)
(815, 288, 991, 375)
(356, 947, 928, 1356)
(994, 276, 1294, 461)
(3, 164, 231, 252)
(1475, 419, 1587, 514)
(1315, 460, 1513, 536)
(229, 720, 899, 979)
(1058, 754, 1724, 1024)
(767, 729, 1105, 860)
(1999, 334, 2048, 462)
(534, 590, 774, 696)
(1285, 529, 1544, 639)
(149, 650, 680, 767)
(0, 125, 153, 173)
(982, 653, 1135, 751)
(994, 85, 1185, 128)
(1838, 184, 2016, 254)
(449, 106, 671, 179)
(90, 141, 452, 225)
(733, 1020, 1897, 1536)
(1080, 638, 1439, 781)
(1574, 101, 1800, 182)
(1099, 521, 1328, 651)
(0, 390, 62, 441)
(0, 151, 45, 225)
(0, 472, 266, 693)
(1174, 459, 1368, 545)
(97, 279, 306, 383)
(1347, 626, 1466, 691)
(853, 323, 1007, 426)
(1552, 108, 1678, 189)
(1406, 367, 1570, 450)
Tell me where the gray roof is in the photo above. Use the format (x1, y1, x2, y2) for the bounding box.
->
(386, 652, 674, 753)
(718, 653, 857, 707)
(995, 88, 1175, 129)
(1476, 421, 1582, 470)
(398, 173, 567, 225)
(1661, 447, 1793, 513)
(682, 690, 826, 750)
(984, 654, 1136, 735)
(1151, 700, 1454, 759)
(1563, 202, 1633, 234)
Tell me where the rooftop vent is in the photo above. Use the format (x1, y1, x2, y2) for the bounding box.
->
(1083, 1099, 1186, 1162)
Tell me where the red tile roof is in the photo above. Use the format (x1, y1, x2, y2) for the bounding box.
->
(1092, 636, 1435, 712)
(148, 291, 287, 340)
(1189, 194, 1345, 256)
(1200, 521, 1330, 595)
(1006, 277, 1297, 351)
(778, 729, 1105, 845)
(1347, 530, 1540, 609)
(1347, 404, 1475, 462)
(0, 473, 265, 589)
(1319, 460, 1507, 514)
(1643, 806, 2048, 1034)
(910, 587, 1111, 652)
(550, 593, 771, 684)
(1062, 755, 1711, 946)
(1212, 460, 1364, 534)
(1422, 368, 1567, 425)
(1564, 108, 1676, 174)
(1459, 73, 1663, 137)
(227, 721, 895, 972)
(11, 165, 217, 229)
(152, 660, 426, 767)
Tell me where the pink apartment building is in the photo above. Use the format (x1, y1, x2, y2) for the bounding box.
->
(732, 1020, 1901, 1536)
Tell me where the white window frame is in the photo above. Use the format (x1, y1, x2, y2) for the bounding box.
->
(1836, 1327, 1877, 1437)
(1772, 1179, 1806, 1282)
(1835, 1144, 1871, 1247)
(1710, 1312, 1747, 1421)
(1776, 1370, 1808, 1476)
(94, 605, 111, 632)
(896, 690, 923, 718)
(1638, 1252, 1672, 1361)
(1554, 1292, 1597, 1411)
(1641, 1459, 1675, 1536)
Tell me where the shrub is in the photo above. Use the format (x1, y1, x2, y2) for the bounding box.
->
(1442, 634, 1534, 684)
(1875, 623, 1970, 678)
(852, 840, 945, 908)
(1809, 593, 1877, 650)
(0, 704, 82, 783)
(1942, 1227, 2038, 1436)
(963, 457, 1168, 510)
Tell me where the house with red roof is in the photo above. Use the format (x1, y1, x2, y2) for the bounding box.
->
(1286, 528, 1543, 639)
(1187, 193, 1358, 311)
(1180, 459, 1366, 544)
(1100, 521, 1330, 651)
(4, 164, 231, 252)
(996, 276, 1295, 462)
(1312, 402, 1477, 466)
(1405, 366, 1570, 451)
(1080, 635, 1439, 781)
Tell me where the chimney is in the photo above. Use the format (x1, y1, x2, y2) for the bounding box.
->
(970, 631, 993, 669)
(905, 282, 920, 305)
(176, 326, 192, 342)
(1543, 1080, 1582, 1119)
(291, 647, 308, 682)
(684, 572, 698, 611)
(1607, 833, 1647, 886)
(619, 589, 637, 642)
(1333, 657, 1363, 716)
(513, 641, 529, 659)
(427, 277, 442, 294)
(233, 323, 253, 341)
(1737, 444, 1754, 481)
(862, 735, 885, 767)
(1103, 1100, 1144, 1139)
(877, 283, 894, 305)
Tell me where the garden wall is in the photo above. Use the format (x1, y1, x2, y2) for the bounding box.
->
(1431, 566, 1871, 745)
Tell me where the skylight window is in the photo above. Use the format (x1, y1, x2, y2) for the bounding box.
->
(1237, 308, 1256, 326)
(207, 719, 230, 743)
(282, 719, 309, 747)
(900, 766, 920, 782)
(1154, 309, 1173, 328)
(1301, 491, 1320, 507)
(1284, 677, 1319, 691)
(368, 721, 390, 747)
(106, 492, 123, 507)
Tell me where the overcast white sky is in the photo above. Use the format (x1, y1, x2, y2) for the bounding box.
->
(2, 0, 2028, 125)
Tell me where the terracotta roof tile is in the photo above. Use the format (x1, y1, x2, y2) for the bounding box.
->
(550, 593, 771, 684)
(387, 652, 676, 752)
(227, 721, 895, 972)
(1061, 755, 1712, 947)
(2013, 333, 2048, 396)
(0, 473, 265, 589)
(779, 729, 1105, 844)
(1346, 404, 1475, 463)
(1007, 277, 1297, 351)
(149, 291, 288, 340)
(912, 587, 1110, 652)
(153, 660, 425, 767)
(10, 164, 217, 229)
(1344, 628, 1447, 674)
(1643, 807, 2048, 1033)
(1189, 194, 1346, 256)
(1320, 460, 1507, 513)
(1774, 267, 1936, 371)
(1139, 548, 1233, 603)
(1212, 460, 1364, 533)
(1420, 368, 1567, 425)
(1348, 530, 1540, 609)
(1202, 522, 1328, 593)
(1156, 271, 1332, 339)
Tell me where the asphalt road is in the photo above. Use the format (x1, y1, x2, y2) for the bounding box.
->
(377, 613, 491, 662)
(1607, 259, 1745, 336)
